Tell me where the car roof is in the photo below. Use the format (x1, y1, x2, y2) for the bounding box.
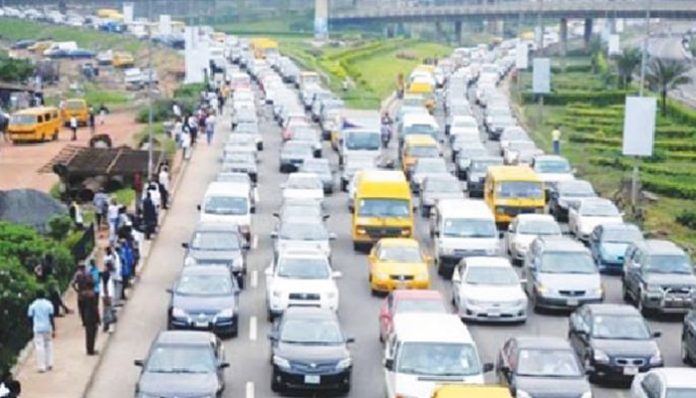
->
(487, 165, 540, 182)
(287, 172, 320, 181)
(579, 197, 615, 207)
(181, 266, 231, 277)
(513, 336, 573, 350)
(377, 238, 420, 248)
(437, 199, 493, 218)
(601, 222, 640, 232)
(635, 239, 686, 255)
(651, 367, 696, 387)
(278, 248, 327, 259)
(464, 256, 512, 268)
(535, 154, 569, 162)
(404, 134, 438, 145)
(155, 330, 217, 346)
(585, 303, 640, 317)
(193, 222, 242, 234)
(204, 181, 250, 196)
(515, 214, 556, 223)
(536, 236, 588, 252)
(393, 313, 474, 344)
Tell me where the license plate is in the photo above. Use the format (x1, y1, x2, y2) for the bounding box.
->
(195, 321, 208, 328)
(623, 366, 638, 376)
(304, 375, 320, 384)
(488, 311, 500, 317)
(567, 299, 579, 306)
(396, 282, 407, 289)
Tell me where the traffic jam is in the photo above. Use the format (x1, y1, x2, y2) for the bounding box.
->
(132, 37, 696, 398)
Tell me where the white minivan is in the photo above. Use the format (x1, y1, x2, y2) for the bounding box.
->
(384, 313, 491, 398)
(198, 182, 253, 241)
(430, 199, 499, 279)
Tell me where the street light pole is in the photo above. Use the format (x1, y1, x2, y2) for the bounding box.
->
(639, 0, 652, 97)
(147, 0, 154, 180)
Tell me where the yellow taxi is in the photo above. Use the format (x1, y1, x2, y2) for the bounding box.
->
(401, 134, 440, 175)
(367, 238, 431, 294)
(431, 385, 512, 398)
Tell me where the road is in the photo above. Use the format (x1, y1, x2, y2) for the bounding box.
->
(87, 67, 686, 398)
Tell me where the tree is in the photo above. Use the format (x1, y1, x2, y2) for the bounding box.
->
(645, 58, 692, 115)
(613, 47, 642, 88)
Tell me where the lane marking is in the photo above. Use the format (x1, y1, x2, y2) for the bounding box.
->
(249, 316, 258, 341)
(252, 234, 259, 250)
(251, 270, 258, 289)
(245, 381, 254, 398)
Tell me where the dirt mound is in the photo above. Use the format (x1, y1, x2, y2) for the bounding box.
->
(0, 189, 67, 232)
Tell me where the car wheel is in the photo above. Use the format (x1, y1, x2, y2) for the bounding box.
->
(237, 274, 245, 290)
(584, 356, 598, 383)
(637, 292, 652, 317)
(622, 283, 631, 302)
(257, 143, 263, 151)
(531, 291, 542, 314)
(341, 181, 348, 192)
(682, 337, 693, 365)
(338, 381, 350, 395)
(420, 206, 429, 218)
(267, 308, 274, 322)
(270, 370, 283, 393)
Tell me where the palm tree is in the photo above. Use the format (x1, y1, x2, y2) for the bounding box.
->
(613, 47, 642, 88)
(645, 58, 692, 115)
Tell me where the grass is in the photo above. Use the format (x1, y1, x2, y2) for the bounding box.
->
(83, 83, 131, 109)
(134, 123, 176, 157)
(112, 188, 135, 206)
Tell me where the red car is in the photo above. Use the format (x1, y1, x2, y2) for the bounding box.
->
(378, 290, 448, 342)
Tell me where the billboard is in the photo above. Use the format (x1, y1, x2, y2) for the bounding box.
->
(532, 58, 551, 94)
(622, 96, 656, 157)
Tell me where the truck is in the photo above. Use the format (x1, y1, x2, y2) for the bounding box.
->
(337, 109, 382, 166)
(250, 38, 279, 60)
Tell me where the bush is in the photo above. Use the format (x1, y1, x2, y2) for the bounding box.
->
(136, 97, 197, 123)
(666, 100, 696, 126)
(676, 211, 696, 230)
(641, 175, 696, 200)
(521, 90, 629, 106)
(173, 83, 206, 99)
(47, 215, 72, 241)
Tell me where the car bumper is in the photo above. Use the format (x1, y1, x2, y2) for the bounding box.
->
(597, 258, 624, 274)
(273, 366, 351, 391)
(370, 277, 429, 292)
(458, 303, 527, 323)
(169, 315, 238, 335)
(591, 361, 661, 381)
(535, 294, 603, 309)
(641, 294, 694, 313)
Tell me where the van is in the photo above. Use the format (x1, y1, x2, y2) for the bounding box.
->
(431, 385, 512, 398)
(384, 313, 491, 398)
(198, 182, 253, 242)
(352, 170, 413, 251)
(7, 106, 61, 142)
(484, 166, 545, 226)
(112, 51, 135, 68)
(430, 199, 499, 278)
(61, 98, 89, 126)
(407, 80, 435, 112)
(399, 112, 439, 147)
(335, 109, 380, 158)
(401, 134, 440, 176)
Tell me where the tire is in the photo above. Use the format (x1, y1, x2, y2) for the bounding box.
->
(622, 283, 631, 302)
(584, 356, 598, 383)
(257, 143, 263, 151)
(682, 338, 693, 365)
(420, 206, 429, 218)
(270, 370, 283, 393)
(236, 274, 245, 290)
(341, 180, 348, 192)
(637, 292, 652, 317)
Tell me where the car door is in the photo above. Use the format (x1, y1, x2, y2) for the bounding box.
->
(568, 202, 581, 235)
(683, 310, 696, 359)
(522, 244, 539, 297)
(368, 242, 382, 276)
(636, 373, 662, 398)
(569, 308, 591, 363)
(623, 247, 639, 296)
(506, 219, 518, 254)
(496, 339, 516, 387)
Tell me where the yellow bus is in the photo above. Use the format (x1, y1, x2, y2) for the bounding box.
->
(352, 170, 413, 251)
(250, 38, 279, 59)
(7, 106, 61, 142)
(484, 165, 545, 226)
(61, 98, 89, 126)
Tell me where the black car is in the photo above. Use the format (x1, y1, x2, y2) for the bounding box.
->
(134, 331, 228, 397)
(568, 304, 662, 383)
(548, 179, 597, 221)
(167, 266, 240, 337)
(182, 222, 249, 288)
(454, 146, 488, 181)
(496, 336, 592, 398)
(279, 140, 314, 173)
(269, 307, 353, 394)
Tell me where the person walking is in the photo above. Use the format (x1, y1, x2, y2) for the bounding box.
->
(27, 290, 55, 373)
(205, 113, 215, 145)
(158, 165, 170, 210)
(142, 193, 157, 240)
(71, 261, 92, 326)
(98, 104, 108, 125)
(107, 198, 120, 244)
(87, 259, 101, 299)
(100, 265, 116, 333)
(69, 116, 78, 141)
(82, 280, 100, 356)
(93, 188, 109, 230)
(181, 129, 191, 160)
(551, 125, 562, 155)
(187, 114, 198, 146)
(104, 246, 123, 305)
(88, 107, 96, 135)
(68, 200, 84, 229)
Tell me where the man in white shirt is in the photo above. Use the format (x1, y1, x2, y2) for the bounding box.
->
(69, 116, 78, 141)
(27, 290, 55, 373)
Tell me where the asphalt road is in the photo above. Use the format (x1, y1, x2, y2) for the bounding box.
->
(87, 68, 686, 398)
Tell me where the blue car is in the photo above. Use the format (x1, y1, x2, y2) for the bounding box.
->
(589, 223, 644, 273)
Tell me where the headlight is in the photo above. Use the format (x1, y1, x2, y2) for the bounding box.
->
(184, 256, 196, 267)
(374, 272, 389, 281)
(415, 273, 428, 281)
(581, 392, 593, 398)
(649, 352, 663, 365)
(516, 390, 532, 398)
(400, 228, 410, 236)
(336, 357, 352, 370)
(171, 307, 187, 318)
(594, 286, 604, 297)
(217, 308, 234, 318)
(512, 299, 527, 306)
(273, 355, 291, 369)
(593, 349, 609, 363)
(535, 283, 548, 294)
(356, 227, 367, 235)
(466, 298, 483, 306)
(644, 284, 663, 295)
(326, 291, 337, 300)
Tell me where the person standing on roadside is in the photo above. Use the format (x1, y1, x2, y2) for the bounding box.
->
(158, 165, 170, 210)
(82, 280, 100, 356)
(181, 128, 191, 160)
(71, 261, 91, 326)
(98, 104, 108, 125)
(104, 246, 123, 306)
(187, 113, 198, 146)
(27, 290, 55, 373)
(100, 264, 116, 333)
(88, 107, 96, 135)
(69, 116, 78, 141)
(93, 188, 109, 230)
(87, 259, 101, 300)
(205, 113, 216, 145)
(142, 193, 157, 240)
(551, 125, 562, 155)
(107, 198, 119, 244)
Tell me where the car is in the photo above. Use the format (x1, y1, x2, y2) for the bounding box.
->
(484, 105, 512, 133)
(167, 266, 240, 337)
(378, 290, 448, 343)
(272, 218, 335, 257)
(269, 307, 353, 394)
(531, 155, 576, 193)
(410, 157, 449, 193)
(340, 153, 379, 192)
(449, 115, 479, 139)
(622, 240, 696, 316)
(568, 304, 662, 383)
(444, 103, 473, 134)
(589, 223, 644, 274)
(134, 331, 228, 398)
(233, 121, 263, 150)
(466, 156, 504, 197)
(281, 172, 324, 205)
(273, 199, 328, 224)
(495, 336, 592, 398)
(454, 146, 490, 181)
(451, 134, 484, 163)
(279, 140, 314, 172)
(630, 368, 696, 397)
(182, 222, 250, 288)
(486, 113, 516, 140)
(367, 238, 431, 294)
(265, 249, 340, 320)
(523, 236, 603, 312)
(288, 125, 322, 157)
(418, 174, 464, 217)
(681, 310, 696, 365)
(231, 106, 257, 128)
(499, 126, 530, 153)
(299, 158, 334, 193)
(548, 179, 597, 221)
(505, 214, 562, 264)
(568, 198, 623, 242)
(451, 256, 527, 323)
(224, 136, 258, 161)
(503, 140, 543, 165)
(221, 151, 258, 182)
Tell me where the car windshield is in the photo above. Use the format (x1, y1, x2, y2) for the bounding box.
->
(443, 218, 497, 238)
(470, 159, 503, 172)
(540, 252, 597, 274)
(453, 119, 476, 128)
(10, 114, 36, 125)
(407, 145, 439, 157)
(176, 274, 234, 296)
(602, 227, 643, 243)
(405, 124, 436, 136)
(283, 143, 312, 156)
(591, 315, 651, 340)
(535, 159, 572, 174)
(357, 199, 410, 218)
(204, 196, 248, 215)
(280, 318, 343, 344)
(146, 346, 216, 374)
(466, 266, 518, 285)
(292, 130, 318, 142)
(425, 179, 460, 193)
(397, 342, 481, 376)
(580, 202, 620, 217)
(516, 349, 582, 377)
(518, 220, 561, 235)
(416, 160, 447, 174)
(502, 129, 527, 141)
(559, 181, 595, 197)
(497, 181, 544, 199)
(288, 177, 322, 190)
(191, 231, 240, 250)
(345, 131, 381, 150)
(279, 222, 328, 240)
(403, 98, 423, 107)
(646, 255, 693, 274)
(667, 389, 696, 398)
(378, 246, 422, 262)
(280, 205, 322, 220)
(277, 258, 330, 279)
(235, 123, 258, 134)
(301, 163, 329, 174)
(65, 100, 84, 110)
(396, 298, 447, 313)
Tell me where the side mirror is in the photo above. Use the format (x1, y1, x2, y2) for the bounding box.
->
(653, 331, 662, 338)
(270, 231, 278, 239)
(483, 362, 494, 373)
(452, 271, 461, 283)
(383, 357, 395, 371)
(196, 204, 201, 211)
(134, 359, 144, 367)
(329, 233, 337, 240)
(219, 362, 230, 369)
(242, 242, 251, 250)
(267, 332, 277, 341)
(323, 214, 330, 220)
(251, 207, 256, 214)
(433, 231, 440, 237)
(507, 224, 514, 233)
(181, 242, 189, 249)
(273, 212, 280, 218)
(346, 337, 356, 344)
(165, 288, 173, 294)
(332, 271, 343, 279)
(499, 364, 510, 374)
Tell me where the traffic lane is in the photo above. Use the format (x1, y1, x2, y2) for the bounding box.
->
(86, 111, 231, 396)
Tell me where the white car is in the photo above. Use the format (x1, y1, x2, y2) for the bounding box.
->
(630, 368, 696, 398)
(272, 219, 335, 257)
(568, 198, 623, 241)
(449, 115, 479, 138)
(281, 172, 324, 205)
(265, 249, 340, 320)
(451, 257, 527, 323)
(499, 126, 530, 153)
(531, 155, 576, 189)
(506, 214, 562, 263)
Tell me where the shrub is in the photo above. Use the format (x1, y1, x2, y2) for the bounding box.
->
(173, 82, 206, 98)
(47, 215, 72, 241)
(521, 90, 629, 106)
(676, 211, 696, 230)
(641, 175, 696, 200)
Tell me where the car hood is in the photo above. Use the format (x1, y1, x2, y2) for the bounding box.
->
(460, 283, 525, 302)
(537, 272, 601, 290)
(276, 239, 330, 255)
(376, 261, 427, 276)
(439, 236, 499, 252)
(423, 191, 464, 204)
(591, 338, 660, 357)
(282, 188, 323, 200)
(276, 341, 348, 362)
(643, 273, 696, 287)
(512, 234, 541, 250)
(515, 375, 589, 396)
(393, 372, 485, 398)
(271, 278, 337, 293)
(172, 293, 237, 313)
(138, 372, 219, 396)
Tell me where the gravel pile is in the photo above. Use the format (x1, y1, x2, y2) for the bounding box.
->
(0, 189, 67, 233)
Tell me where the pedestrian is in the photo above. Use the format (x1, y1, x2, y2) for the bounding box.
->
(187, 114, 198, 145)
(158, 165, 170, 210)
(100, 265, 116, 333)
(82, 280, 100, 356)
(217, 92, 224, 114)
(98, 104, 108, 125)
(71, 261, 92, 326)
(88, 107, 96, 135)
(104, 246, 123, 305)
(0, 370, 21, 397)
(69, 116, 78, 141)
(172, 102, 181, 119)
(210, 95, 219, 116)
(551, 125, 561, 155)
(142, 193, 157, 240)
(181, 129, 191, 160)
(107, 198, 120, 244)
(118, 238, 135, 289)
(205, 113, 215, 145)
(68, 200, 84, 229)
(87, 259, 101, 299)
(173, 118, 183, 145)
(27, 290, 54, 373)
(93, 188, 109, 230)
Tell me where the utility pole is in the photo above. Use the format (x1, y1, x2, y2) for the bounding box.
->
(537, 0, 544, 56)
(638, 0, 652, 97)
(147, 0, 154, 179)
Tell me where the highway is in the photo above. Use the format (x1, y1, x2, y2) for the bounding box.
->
(86, 62, 686, 398)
